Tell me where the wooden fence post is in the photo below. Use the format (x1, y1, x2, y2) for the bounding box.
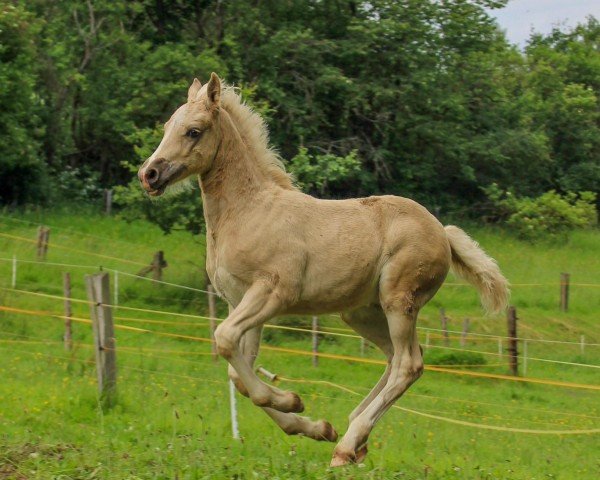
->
(113, 270, 119, 309)
(312, 316, 319, 367)
(36, 226, 50, 260)
(63, 272, 72, 351)
(103, 189, 113, 215)
(560, 273, 570, 312)
(440, 308, 449, 346)
(507, 306, 518, 376)
(85, 272, 117, 408)
(152, 251, 167, 281)
(36, 226, 44, 259)
(138, 251, 168, 280)
(43, 228, 50, 259)
(207, 284, 218, 362)
(461, 318, 469, 346)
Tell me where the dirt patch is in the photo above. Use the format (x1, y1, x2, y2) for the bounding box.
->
(0, 443, 75, 479)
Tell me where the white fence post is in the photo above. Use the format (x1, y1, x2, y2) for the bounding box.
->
(523, 340, 528, 376)
(257, 366, 278, 382)
(498, 338, 502, 355)
(580, 335, 585, 355)
(229, 379, 240, 439)
(11, 255, 16, 288)
(311, 316, 319, 367)
(208, 284, 218, 362)
(425, 332, 430, 351)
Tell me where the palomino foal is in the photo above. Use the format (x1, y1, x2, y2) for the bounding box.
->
(138, 73, 509, 466)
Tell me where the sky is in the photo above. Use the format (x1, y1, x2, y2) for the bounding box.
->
(490, 0, 600, 47)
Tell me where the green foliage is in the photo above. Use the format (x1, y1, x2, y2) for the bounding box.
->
(287, 147, 362, 196)
(0, 4, 47, 204)
(113, 149, 205, 235)
(52, 166, 104, 204)
(525, 18, 600, 197)
(114, 179, 205, 235)
(424, 350, 486, 366)
(0, 1, 598, 230)
(485, 185, 597, 241)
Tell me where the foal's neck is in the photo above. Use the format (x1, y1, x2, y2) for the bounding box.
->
(199, 111, 275, 232)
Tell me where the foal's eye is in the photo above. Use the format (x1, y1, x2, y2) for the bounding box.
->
(186, 129, 201, 139)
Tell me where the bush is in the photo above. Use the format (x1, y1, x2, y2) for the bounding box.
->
(113, 167, 205, 235)
(424, 350, 486, 366)
(51, 166, 104, 204)
(288, 147, 362, 197)
(484, 184, 597, 241)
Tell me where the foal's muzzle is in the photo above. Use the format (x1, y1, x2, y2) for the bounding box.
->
(138, 158, 186, 197)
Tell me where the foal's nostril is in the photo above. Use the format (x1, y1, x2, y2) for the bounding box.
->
(146, 167, 160, 187)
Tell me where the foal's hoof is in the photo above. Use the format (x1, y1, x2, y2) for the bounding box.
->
(355, 444, 368, 463)
(315, 420, 338, 442)
(330, 451, 352, 468)
(329, 444, 368, 467)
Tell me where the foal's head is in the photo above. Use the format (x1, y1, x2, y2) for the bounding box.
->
(138, 73, 223, 196)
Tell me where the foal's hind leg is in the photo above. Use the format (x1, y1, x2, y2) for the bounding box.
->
(228, 323, 337, 442)
(332, 300, 424, 466)
(341, 305, 393, 424)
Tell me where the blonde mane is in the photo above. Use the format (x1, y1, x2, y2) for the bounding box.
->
(221, 87, 297, 190)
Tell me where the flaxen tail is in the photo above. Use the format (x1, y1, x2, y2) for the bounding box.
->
(445, 226, 510, 314)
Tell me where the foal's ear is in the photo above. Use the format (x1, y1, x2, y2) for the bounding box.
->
(205, 72, 221, 109)
(187, 78, 202, 103)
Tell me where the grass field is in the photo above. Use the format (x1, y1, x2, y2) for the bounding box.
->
(0, 207, 599, 479)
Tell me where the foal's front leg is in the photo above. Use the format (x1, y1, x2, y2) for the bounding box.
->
(229, 324, 337, 442)
(214, 281, 304, 413)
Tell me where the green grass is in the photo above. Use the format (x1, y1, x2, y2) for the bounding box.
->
(0, 208, 599, 479)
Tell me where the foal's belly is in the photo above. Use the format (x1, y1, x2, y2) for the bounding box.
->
(285, 257, 381, 315)
(286, 286, 379, 315)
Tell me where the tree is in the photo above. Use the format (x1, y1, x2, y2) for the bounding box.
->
(0, 3, 46, 204)
(1, 1, 597, 227)
(526, 18, 600, 200)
